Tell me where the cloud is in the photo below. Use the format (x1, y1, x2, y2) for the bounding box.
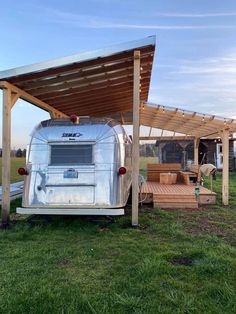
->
(171, 52, 236, 75)
(90, 23, 236, 30)
(149, 50, 236, 118)
(36, 7, 236, 30)
(155, 12, 236, 18)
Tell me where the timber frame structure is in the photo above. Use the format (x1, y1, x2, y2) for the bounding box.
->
(1, 36, 236, 227)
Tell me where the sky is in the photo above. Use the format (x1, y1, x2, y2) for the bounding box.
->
(0, 0, 236, 148)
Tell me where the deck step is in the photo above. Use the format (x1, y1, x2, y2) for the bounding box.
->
(154, 195, 196, 200)
(153, 191, 198, 209)
(154, 202, 198, 209)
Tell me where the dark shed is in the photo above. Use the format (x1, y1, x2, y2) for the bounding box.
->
(156, 138, 235, 170)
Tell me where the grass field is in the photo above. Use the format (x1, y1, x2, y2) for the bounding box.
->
(0, 158, 26, 184)
(0, 164, 236, 313)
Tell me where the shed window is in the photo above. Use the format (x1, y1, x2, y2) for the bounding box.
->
(50, 145, 93, 165)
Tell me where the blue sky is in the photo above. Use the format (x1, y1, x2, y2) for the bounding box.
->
(0, 0, 236, 147)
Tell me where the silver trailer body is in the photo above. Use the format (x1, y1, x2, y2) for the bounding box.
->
(17, 118, 132, 216)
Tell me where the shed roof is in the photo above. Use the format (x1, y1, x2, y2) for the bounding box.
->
(0, 36, 155, 118)
(140, 103, 236, 138)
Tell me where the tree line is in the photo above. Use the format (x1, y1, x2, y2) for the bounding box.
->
(0, 144, 158, 158)
(0, 149, 26, 158)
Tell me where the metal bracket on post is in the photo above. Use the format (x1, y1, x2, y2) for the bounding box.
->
(50, 111, 64, 119)
(131, 50, 140, 227)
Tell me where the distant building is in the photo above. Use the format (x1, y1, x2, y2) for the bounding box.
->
(156, 137, 235, 170)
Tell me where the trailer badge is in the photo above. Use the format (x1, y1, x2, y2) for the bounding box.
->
(62, 132, 82, 138)
(64, 169, 78, 178)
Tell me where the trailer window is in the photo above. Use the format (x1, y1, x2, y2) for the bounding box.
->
(50, 145, 93, 165)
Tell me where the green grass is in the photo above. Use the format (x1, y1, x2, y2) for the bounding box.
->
(0, 172, 236, 313)
(0, 158, 26, 184)
(140, 157, 158, 170)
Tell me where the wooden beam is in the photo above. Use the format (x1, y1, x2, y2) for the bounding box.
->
(140, 114, 220, 137)
(194, 138, 200, 165)
(40, 77, 150, 102)
(139, 136, 195, 141)
(221, 129, 229, 205)
(162, 108, 178, 130)
(142, 104, 160, 128)
(132, 50, 140, 227)
(48, 82, 148, 105)
(29, 72, 151, 97)
(0, 81, 67, 118)
(22, 63, 152, 91)
(1, 87, 19, 227)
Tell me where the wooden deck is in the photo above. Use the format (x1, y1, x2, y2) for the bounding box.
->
(140, 181, 216, 209)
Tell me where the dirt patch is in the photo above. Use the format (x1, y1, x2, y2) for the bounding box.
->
(57, 259, 70, 268)
(184, 218, 231, 237)
(120, 222, 149, 230)
(171, 256, 193, 266)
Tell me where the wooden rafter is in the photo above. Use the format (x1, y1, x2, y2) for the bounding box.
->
(140, 104, 236, 138)
(139, 135, 194, 141)
(0, 81, 67, 118)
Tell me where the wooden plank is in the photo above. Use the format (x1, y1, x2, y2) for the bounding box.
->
(141, 113, 219, 133)
(21, 62, 152, 90)
(141, 105, 230, 129)
(147, 163, 181, 170)
(140, 105, 235, 138)
(132, 50, 140, 226)
(154, 197, 197, 202)
(28, 69, 151, 97)
(147, 163, 182, 182)
(141, 181, 216, 195)
(39, 77, 150, 102)
(45, 83, 138, 103)
(53, 89, 148, 113)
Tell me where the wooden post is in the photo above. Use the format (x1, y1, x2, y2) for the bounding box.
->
(194, 138, 200, 165)
(221, 129, 229, 205)
(1, 88, 13, 226)
(132, 50, 140, 226)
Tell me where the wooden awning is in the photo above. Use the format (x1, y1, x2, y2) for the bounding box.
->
(0, 37, 155, 119)
(140, 103, 236, 138)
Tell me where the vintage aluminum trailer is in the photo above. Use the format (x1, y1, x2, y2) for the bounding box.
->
(16, 117, 132, 215)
